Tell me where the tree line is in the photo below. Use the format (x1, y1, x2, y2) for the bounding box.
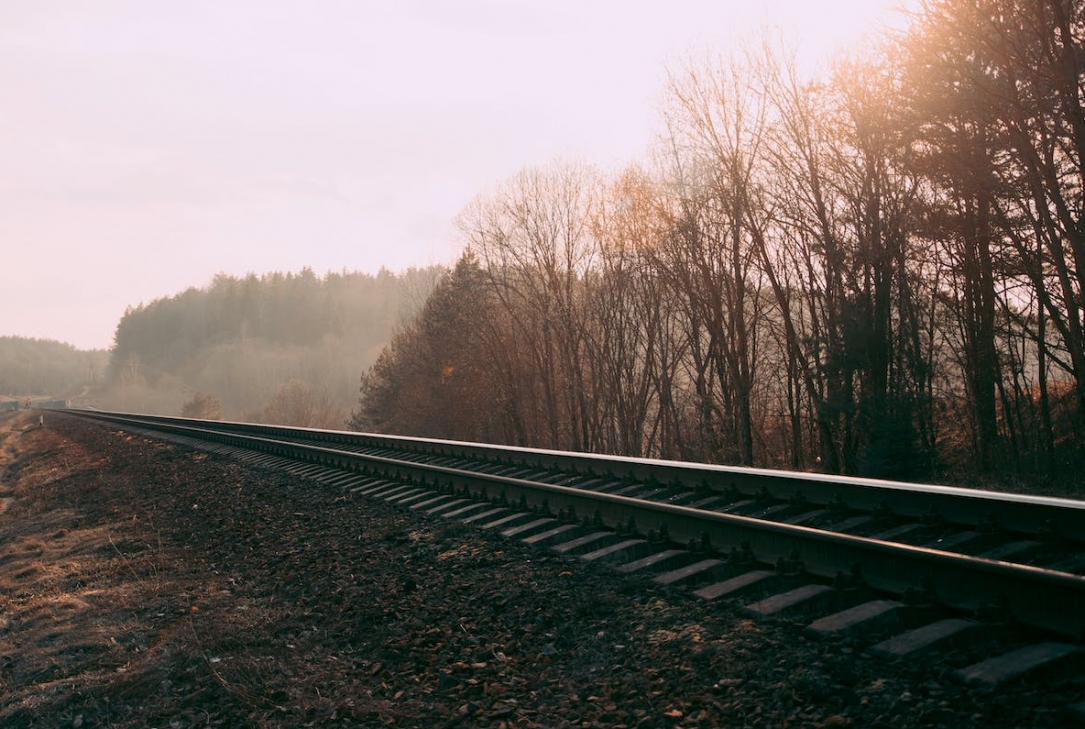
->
(352, 0, 1085, 487)
(104, 267, 440, 423)
(0, 336, 108, 399)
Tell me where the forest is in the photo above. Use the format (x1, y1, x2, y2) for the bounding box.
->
(101, 267, 440, 424)
(351, 0, 1085, 488)
(0, 337, 108, 403)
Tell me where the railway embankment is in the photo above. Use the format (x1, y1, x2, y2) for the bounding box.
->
(0, 411, 1077, 728)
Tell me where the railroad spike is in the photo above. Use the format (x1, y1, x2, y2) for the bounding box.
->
(903, 576, 935, 606)
(775, 548, 804, 577)
(728, 542, 755, 567)
(832, 563, 864, 590)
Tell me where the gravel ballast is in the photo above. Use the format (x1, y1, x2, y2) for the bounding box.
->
(0, 411, 1076, 727)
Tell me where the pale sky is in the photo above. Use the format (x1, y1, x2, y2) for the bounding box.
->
(1, 1, 912, 350)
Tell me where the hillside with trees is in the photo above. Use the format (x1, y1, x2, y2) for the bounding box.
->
(100, 267, 440, 425)
(0, 337, 108, 404)
(353, 0, 1085, 490)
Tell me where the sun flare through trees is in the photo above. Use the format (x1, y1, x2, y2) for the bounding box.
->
(353, 0, 1085, 488)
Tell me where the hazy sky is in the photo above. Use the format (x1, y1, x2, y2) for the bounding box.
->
(1, 1, 912, 350)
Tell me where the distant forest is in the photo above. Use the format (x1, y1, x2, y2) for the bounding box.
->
(0, 337, 108, 402)
(102, 267, 440, 424)
(352, 0, 1085, 488)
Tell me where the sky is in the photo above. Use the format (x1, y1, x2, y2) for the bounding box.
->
(1, 1, 914, 351)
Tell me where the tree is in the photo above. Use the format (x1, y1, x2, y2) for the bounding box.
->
(743, 42, 939, 478)
(254, 379, 342, 429)
(655, 55, 772, 466)
(346, 3, 1082, 485)
(458, 163, 600, 450)
(586, 167, 681, 457)
(902, 36, 1004, 469)
(351, 254, 509, 442)
(904, 0, 1085, 467)
(181, 392, 223, 420)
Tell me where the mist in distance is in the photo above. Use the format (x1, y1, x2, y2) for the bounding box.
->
(0, 1, 911, 351)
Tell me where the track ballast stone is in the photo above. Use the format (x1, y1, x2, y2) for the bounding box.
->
(0, 411, 1075, 728)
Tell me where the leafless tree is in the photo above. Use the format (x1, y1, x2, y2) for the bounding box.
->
(654, 54, 773, 465)
(181, 391, 223, 420)
(459, 163, 600, 451)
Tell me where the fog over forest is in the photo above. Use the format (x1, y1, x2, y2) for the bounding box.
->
(1, 267, 438, 425)
(107, 267, 441, 424)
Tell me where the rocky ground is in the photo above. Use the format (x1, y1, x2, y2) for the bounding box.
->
(0, 410, 1077, 728)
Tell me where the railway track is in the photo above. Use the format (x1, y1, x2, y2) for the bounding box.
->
(64, 410, 1085, 706)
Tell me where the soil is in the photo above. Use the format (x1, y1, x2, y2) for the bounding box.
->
(0, 410, 1075, 728)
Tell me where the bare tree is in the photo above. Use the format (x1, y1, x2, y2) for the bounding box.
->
(584, 167, 680, 456)
(655, 54, 773, 465)
(458, 163, 600, 451)
(180, 391, 223, 420)
(256, 379, 342, 429)
(750, 42, 936, 477)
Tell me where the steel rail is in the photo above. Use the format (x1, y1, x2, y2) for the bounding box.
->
(65, 410, 1085, 638)
(75, 410, 1085, 540)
